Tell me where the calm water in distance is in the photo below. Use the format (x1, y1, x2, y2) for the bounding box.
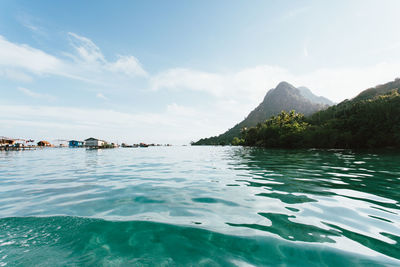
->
(0, 146, 399, 266)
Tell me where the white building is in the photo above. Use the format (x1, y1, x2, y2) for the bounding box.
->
(84, 137, 106, 147)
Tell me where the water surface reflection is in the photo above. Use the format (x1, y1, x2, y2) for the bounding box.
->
(0, 147, 399, 263)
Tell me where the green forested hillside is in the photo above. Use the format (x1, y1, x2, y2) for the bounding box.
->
(240, 79, 400, 149)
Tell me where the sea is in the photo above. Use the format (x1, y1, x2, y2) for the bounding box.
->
(0, 146, 399, 266)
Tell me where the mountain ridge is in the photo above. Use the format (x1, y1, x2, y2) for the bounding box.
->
(240, 78, 400, 149)
(194, 81, 332, 145)
(298, 86, 334, 105)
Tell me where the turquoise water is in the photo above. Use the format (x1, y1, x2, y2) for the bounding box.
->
(0, 147, 399, 266)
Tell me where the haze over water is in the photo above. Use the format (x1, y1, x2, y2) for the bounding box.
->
(0, 147, 399, 266)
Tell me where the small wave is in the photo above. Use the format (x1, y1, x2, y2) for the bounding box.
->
(0, 216, 399, 266)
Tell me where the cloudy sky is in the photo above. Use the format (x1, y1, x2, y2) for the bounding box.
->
(1, 0, 400, 144)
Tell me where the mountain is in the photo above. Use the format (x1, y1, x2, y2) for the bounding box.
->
(352, 78, 400, 102)
(310, 78, 400, 124)
(298, 87, 334, 105)
(194, 81, 332, 145)
(241, 78, 400, 149)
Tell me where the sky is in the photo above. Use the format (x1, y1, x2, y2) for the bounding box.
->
(1, 0, 400, 144)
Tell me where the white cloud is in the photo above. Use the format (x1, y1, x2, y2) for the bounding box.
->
(66, 32, 147, 77)
(166, 103, 197, 116)
(23, 23, 39, 32)
(0, 69, 33, 82)
(151, 65, 291, 104)
(151, 63, 400, 102)
(67, 32, 105, 63)
(96, 93, 108, 100)
(2, 33, 398, 104)
(0, 33, 147, 85)
(107, 55, 148, 77)
(150, 68, 224, 95)
(17, 87, 56, 101)
(0, 36, 62, 74)
(17, 13, 48, 36)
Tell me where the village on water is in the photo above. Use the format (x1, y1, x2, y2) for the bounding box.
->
(0, 136, 172, 150)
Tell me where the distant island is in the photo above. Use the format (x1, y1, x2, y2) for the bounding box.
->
(193, 79, 400, 149)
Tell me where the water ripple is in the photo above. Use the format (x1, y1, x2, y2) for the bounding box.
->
(0, 146, 400, 265)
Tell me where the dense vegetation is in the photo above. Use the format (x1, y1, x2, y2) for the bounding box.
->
(194, 79, 400, 149)
(240, 110, 309, 148)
